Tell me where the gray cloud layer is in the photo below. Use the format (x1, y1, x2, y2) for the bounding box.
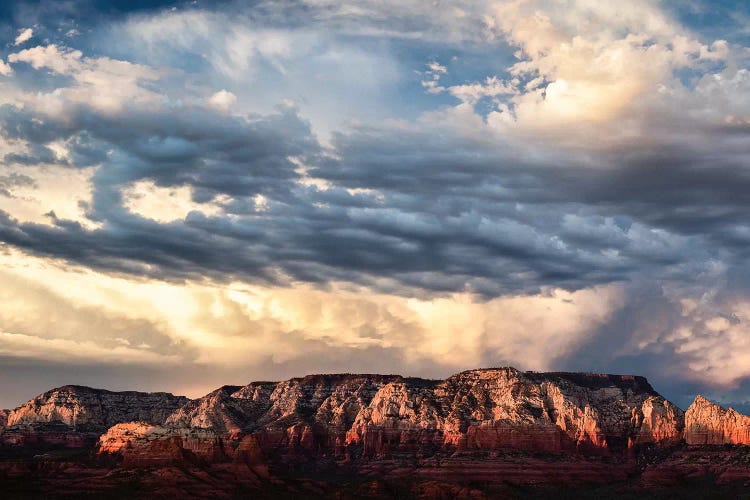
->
(0, 100, 741, 297)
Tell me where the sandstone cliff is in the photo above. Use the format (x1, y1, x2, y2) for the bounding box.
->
(7, 385, 190, 429)
(10, 371, 750, 497)
(1, 385, 189, 446)
(684, 395, 750, 445)
(98, 368, 684, 465)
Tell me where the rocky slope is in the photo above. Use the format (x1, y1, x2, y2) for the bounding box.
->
(684, 395, 750, 445)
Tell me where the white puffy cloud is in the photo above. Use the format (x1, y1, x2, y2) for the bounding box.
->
(0, 60, 12, 76)
(13, 28, 33, 46)
(353, 0, 745, 150)
(9, 44, 82, 73)
(8, 44, 162, 115)
(448, 76, 517, 104)
(441, 0, 739, 146)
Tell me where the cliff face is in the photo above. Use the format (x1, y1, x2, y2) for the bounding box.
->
(7, 385, 190, 429)
(98, 368, 683, 466)
(684, 395, 750, 445)
(1, 385, 190, 446)
(12, 370, 750, 496)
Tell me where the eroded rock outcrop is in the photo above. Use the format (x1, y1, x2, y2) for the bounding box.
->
(684, 395, 750, 445)
(1, 385, 190, 447)
(8, 385, 190, 429)
(13, 371, 750, 496)
(99, 368, 684, 467)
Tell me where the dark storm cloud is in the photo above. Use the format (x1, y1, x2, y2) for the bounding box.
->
(552, 283, 690, 401)
(2, 98, 749, 296)
(318, 126, 750, 238)
(1, 103, 318, 200)
(0, 0, 191, 24)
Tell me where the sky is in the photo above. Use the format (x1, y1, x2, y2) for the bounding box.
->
(0, 0, 749, 411)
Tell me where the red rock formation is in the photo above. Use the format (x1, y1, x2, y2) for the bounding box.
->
(97, 422, 227, 466)
(0, 385, 189, 447)
(96, 367, 683, 470)
(12, 369, 750, 497)
(684, 395, 750, 445)
(343, 369, 683, 456)
(7, 385, 189, 428)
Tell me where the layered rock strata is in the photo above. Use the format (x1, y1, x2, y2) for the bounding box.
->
(7, 385, 190, 428)
(97, 368, 684, 466)
(9, 369, 750, 495)
(684, 395, 750, 445)
(0, 385, 189, 446)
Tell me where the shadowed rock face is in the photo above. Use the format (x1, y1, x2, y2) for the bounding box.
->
(96, 367, 684, 466)
(685, 395, 750, 445)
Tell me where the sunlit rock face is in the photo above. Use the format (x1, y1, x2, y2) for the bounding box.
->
(0, 385, 189, 446)
(343, 368, 683, 456)
(685, 396, 750, 445)
(7, 385, 190, 428)
(98, 368, 683, 465)
(14, 370, 750, 496)
(97, 422, 232, 467)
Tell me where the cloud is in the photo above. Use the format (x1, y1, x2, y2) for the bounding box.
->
(0, 270, 191, 367)
(105, 6, 407, 139)
(208, 89, 237, 112)
(117, 10, 297, 80)
(0, 163, 95, 227)
(122, 180, 227, 222)
(13, 27, 33, 46)
(8, 44, 162, 115)
(0, 173, 35, 197)
(552, 276, 750, 409)
(460, 0, 732, 143)
(0, 249, 625, 408)
(9, 44, 83, 73)
(0, 0, 749, 407)
(447, 76, 517, 105)
(0, 96, 738, 299)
